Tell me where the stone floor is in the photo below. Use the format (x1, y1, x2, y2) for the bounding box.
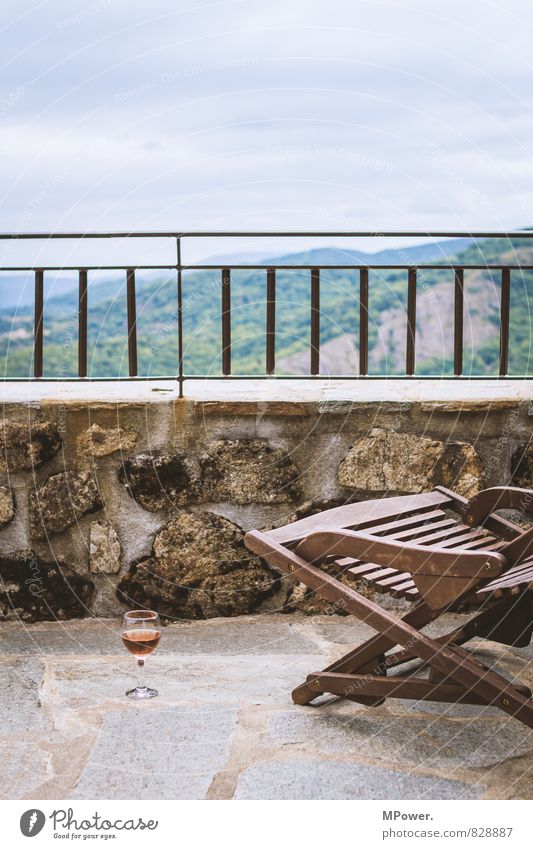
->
(1, 613, 532, 800)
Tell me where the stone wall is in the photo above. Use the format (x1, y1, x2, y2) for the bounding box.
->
(0, 391, 531, 621)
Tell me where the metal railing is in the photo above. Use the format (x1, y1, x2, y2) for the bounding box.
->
(0, 230, 532, 395)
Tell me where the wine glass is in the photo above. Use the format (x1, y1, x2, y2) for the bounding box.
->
(121, 610, 161, 699)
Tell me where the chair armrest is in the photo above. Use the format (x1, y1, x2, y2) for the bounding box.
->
(295, 529, 508, 580)
(464, 486, 533, 526)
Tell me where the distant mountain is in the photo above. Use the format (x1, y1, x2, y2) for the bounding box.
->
(265, 238, 473, 267)
(1, 235, 531, 378)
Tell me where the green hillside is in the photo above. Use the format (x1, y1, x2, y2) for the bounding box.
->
(0, 237, 532, 378)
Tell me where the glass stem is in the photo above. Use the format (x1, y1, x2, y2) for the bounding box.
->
(137, 658, 145, 689)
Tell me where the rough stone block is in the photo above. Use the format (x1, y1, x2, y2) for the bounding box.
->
(118, 451, 197, 511)
(0, 552, 94, 621)
(77, 423, 137, 458)
(199, 439, 300, 504)
(0, 420, 61, 471)
(0, 485, 15, 528)
(338, 427, 482, 497)
(30, 469, 103, 538)
(89, 521, 121, 574)
(117, 510, 278, 619)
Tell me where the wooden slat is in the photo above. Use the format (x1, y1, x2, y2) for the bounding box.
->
(492, 555, 533, 577)
(361, 567, 398, 583)
(386, 518, 458, 544)
(474, 537, 508, 551)
(411, 524, 479, 547)
(335, 557, 358, 567)
(427, 529, 494, 549)
(483, 574, 533, 596)
(479, 562, 533, 593)
(367, 509, 446, 537)
(390, 579, 418, 598)
(346, 562, 386, 578)
(269, 491, 452, 545)
(374, 570, 412, 589)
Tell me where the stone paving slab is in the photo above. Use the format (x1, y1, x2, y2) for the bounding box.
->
(267, 709, 533, 770)
(0, 615, 318, 657)
(234, 759, 483, 800)
(48, 654, 328, 709)
(0, 613, 530, 800)
(73, 707, 238, 800)
(0, 740, 53, 799)
(0, 658, 46, 732)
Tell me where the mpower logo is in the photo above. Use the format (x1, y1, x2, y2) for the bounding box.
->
(20, 810, 46, 837)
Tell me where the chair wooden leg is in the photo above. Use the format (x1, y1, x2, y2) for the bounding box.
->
(291, 602, 436, 706)
(384, 596, 528, 671)
(305, 672, 493, 705)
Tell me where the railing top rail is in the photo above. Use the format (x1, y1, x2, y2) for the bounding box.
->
(1, 230, 533, 240)
(2, 264, 533, 272)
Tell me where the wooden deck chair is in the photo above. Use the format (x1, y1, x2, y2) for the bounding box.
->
(244, 486, 533, 728)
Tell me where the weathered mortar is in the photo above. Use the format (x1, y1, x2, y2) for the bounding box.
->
(0, 390, 531, 620)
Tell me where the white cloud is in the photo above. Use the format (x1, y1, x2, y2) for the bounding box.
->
(0, 0, 532, 253)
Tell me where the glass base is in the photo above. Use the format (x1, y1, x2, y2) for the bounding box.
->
(126, 685, 159, 699)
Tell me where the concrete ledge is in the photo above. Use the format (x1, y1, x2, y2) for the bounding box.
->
(1, 378, 531, 408)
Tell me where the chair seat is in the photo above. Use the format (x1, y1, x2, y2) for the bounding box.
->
(313, 498, 527, 602)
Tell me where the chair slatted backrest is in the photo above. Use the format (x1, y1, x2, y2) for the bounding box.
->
(268, 490, 453, 546)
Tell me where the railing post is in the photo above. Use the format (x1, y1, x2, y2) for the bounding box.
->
(311, 268, 320, 375)
(359, 267, 369, 376)
(222, 268, 231, 375)
(454, 267, 464, 377)
(266, 268, 276, 375)
(406, 267, 417, 376)
(78, 269, 88, 378)
(126, 268, 138, 377)
(176, 237, 184, 397)
(499, 267, 511, 376)
(33, 269, 44, 378)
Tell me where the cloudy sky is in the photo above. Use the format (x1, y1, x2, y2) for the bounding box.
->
(1, 0, 533, 262)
